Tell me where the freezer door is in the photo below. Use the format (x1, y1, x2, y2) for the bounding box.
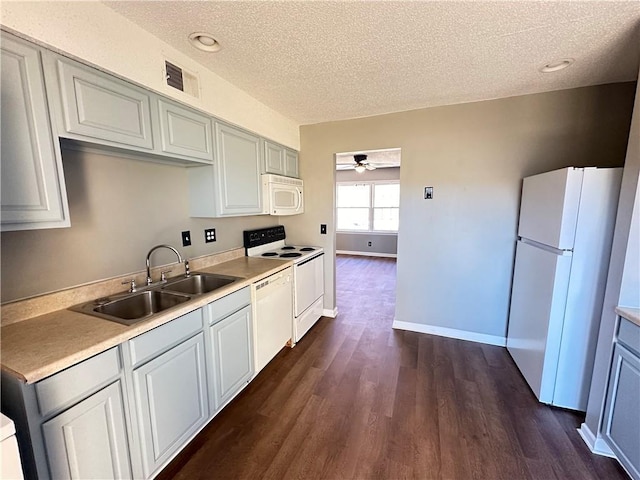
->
(518, 167, 583, 250)
(506, 240, 572, 404)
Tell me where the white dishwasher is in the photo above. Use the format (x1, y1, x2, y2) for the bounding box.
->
(1, 413, 24, 480)
(251, 267, 293, 374)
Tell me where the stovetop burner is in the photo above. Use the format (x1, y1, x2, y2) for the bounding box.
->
(262, 252, 279, 257)
(280, 252, 303, 258)
(300, 247, 315, 251)
(281, 246, 296, 250)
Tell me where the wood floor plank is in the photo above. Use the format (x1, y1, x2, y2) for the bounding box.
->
(157, 254, 627, 480)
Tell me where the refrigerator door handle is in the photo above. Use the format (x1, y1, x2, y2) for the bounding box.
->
(519, 237, 573, 256)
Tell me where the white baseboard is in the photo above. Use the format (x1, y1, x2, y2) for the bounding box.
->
(336, 250, 397, 258)
(392, 320, 506, 347)
(323, 308, 338, 318)
(578, 423, 616, 458)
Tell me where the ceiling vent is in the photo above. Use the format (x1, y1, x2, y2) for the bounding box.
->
(164, 60, 200, 99)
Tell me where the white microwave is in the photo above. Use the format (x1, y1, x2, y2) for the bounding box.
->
(262, 174, 304, 216)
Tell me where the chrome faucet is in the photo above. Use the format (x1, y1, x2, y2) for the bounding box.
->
(145, 244, 183, 286)
(184, 259, 191, 277)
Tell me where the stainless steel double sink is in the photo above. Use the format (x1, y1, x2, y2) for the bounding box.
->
(71, 273, 241, 326)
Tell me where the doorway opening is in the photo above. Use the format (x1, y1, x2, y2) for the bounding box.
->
(334, 148, 401, 311)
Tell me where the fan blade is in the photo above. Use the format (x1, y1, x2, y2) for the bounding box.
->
(366, 164, 376, 170)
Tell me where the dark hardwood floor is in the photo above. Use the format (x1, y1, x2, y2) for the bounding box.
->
(158, 254, 627, 480)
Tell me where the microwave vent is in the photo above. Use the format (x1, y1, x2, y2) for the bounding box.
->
(262, 174, 303, 187)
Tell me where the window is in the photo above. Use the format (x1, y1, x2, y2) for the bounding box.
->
(337, 181, 400, 232)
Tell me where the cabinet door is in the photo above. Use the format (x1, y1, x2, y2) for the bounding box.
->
(42, 381, 131, 480)
(603, 343, 640, 479)
(210, 306, 253, 410)
(215, 122, 262, 215)
(51, 55, 154, 149)
(284, 149, 299, 178)
(133, 333, 207, 478)
(1, 33, 70, 231)
(264, 140, 285, 175)
(158, 99, 213, 162)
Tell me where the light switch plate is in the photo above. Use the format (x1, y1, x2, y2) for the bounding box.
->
(181, 231, 191, 247)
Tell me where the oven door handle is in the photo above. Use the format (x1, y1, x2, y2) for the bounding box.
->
(296, 252, 324, 267)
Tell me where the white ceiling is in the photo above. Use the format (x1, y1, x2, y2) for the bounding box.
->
(103, 1, 640, 125)
(336, 148, 401, 170)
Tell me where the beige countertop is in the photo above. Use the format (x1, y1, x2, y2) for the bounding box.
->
(616, 306, 640, 327)
(1, 257, 292, 384)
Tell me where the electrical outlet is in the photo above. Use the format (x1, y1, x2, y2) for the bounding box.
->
(320, 224, 327, 234)
(368, 241, 372, 247)
(204, 228, 216, 243)
(181, 230, 191, 247)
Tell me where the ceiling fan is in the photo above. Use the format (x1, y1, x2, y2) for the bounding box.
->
(353, 154, 376, 173)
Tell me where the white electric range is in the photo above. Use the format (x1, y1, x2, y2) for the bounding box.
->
(244, 226, 324, 344)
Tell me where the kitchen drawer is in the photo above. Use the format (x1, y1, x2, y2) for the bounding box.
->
(35, 347, 120, 418)
(208, 287, 250, 325)
(618, 317, 640, 356)
(129, 308, 203, 367)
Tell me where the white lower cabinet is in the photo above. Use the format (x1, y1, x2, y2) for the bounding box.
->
(42, 381, 131, 480)
(210, 305, 253, 410)
(0, 348, 129, 480)
(2, 289, 258, 480)
(132, 332, 208, 478)
(602, 317, 640, 480)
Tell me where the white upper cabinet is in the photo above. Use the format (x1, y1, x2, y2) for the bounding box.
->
(47, 54, 154, 150)
(216, 122, 262, 215)
(157, 99, 213, 162)
(42, 51, 215, 166)
(284, 148, 299, 178)
(2, 32, 300, 222)
(264, 140, 285, 175)
(263, 140, 299, 178)
(188, 122, 263, 217)
(0, 32, 70, 232)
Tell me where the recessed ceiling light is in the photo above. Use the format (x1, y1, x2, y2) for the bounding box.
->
(188, 32, 221, 52)
(539, 58, 574, 73)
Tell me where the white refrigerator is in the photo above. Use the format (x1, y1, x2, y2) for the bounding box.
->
(507, 167, 622, 411)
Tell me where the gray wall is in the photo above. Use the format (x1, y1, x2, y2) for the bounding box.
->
(336, 167, 399, 255)
(281, 83, 636, 338)
(1, 148, 276, 302)
(584, 75, 640, 438)
(336, 233, 398, 256)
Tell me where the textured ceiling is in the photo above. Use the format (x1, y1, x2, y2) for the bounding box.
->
(103, 1, 640, 125)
